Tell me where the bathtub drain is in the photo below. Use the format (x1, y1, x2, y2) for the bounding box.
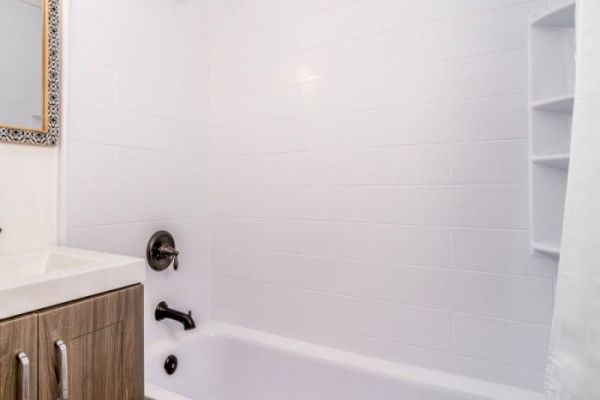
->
(164, 354, 178, 375)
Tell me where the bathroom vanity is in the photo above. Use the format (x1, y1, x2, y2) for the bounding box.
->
(0, 0, 147, 396)
(0, 247, 145, 400)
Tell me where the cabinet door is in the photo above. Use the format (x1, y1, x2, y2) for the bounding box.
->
(0, 314, 37, 400)
(38, 285, 144, 400)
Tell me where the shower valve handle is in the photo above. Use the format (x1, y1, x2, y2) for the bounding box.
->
(158, 245, 179, 270)
(146, 230, 180, 271)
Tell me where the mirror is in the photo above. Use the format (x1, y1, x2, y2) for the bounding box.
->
(0, 0, 60, 146)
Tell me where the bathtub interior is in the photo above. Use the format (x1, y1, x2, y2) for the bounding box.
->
(145, 324, 544, 400)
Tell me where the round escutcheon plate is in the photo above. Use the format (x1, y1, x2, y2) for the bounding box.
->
(164, 354, 178, 375)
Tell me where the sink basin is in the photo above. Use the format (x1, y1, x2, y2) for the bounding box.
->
(0, 247, 145, 319)
(4, 251, 101, 281)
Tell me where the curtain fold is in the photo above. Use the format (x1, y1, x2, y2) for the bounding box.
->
(545, 1, 600, 398)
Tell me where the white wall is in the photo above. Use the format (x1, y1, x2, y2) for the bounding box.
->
(0, 1, 56, 255)
(63, 0, 211, 367)
(0, 144, 57, 252)
(209, 0, 556, 391)
(59, 0, 560, 391)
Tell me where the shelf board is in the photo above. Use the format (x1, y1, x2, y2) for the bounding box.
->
(531, 1, 576, 27)
(531, 95, 574, 113)
(532, 153, 570, 169)
(532, 242, 561, 257)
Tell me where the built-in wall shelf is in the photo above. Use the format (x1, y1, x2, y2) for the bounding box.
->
(529, 1, 576, 258)
(532, 153, 570, 169)
(532, 242, 561, 258)
(531, 95, 574, 113)
(531, 2, 575, 27)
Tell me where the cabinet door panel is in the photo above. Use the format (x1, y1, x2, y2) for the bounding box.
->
(0, 314, 37, 400)
(38, 285, 144, 400)
(70, 323, 124, 399)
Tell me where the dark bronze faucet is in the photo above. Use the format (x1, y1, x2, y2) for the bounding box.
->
(155, 301, 196, 330)
(147, 231, 180, 271)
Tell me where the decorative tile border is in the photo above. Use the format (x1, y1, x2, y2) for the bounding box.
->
(0, 0, 60, 147)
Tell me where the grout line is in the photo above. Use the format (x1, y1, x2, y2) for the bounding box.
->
(69, 182, 529, 189)
(67, 215, 210, 230)
(210, 137, 529, 158)
(209, 0, 540, 55)
(69, 96, 209, 129)
(211, 305, 548, 373)
(210, 47, 529, 101)
(449, 312, 456, 354)
(208, 0, 363, 42)
(212, 214, 530, 229)
(210, 214, 529, 231)
(210, 244, 556, 279)
(69, 139, 209, 158)
(215, 274, 551, 328)
(209, 92, 528, 129)
(69, 93, 209, 129)
(69, 215, 212, 230)
(145, 275, 212, 295)
(212, 183, 527, 188)
(71, 10, 201, 61)
(69, 182, 210, 189)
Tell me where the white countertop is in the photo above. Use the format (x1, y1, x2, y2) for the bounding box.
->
(0, 246, 145, 320)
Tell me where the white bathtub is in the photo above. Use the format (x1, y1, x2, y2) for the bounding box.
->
(145, 323, 544, 400)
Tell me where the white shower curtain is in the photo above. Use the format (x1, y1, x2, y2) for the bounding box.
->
(545, 1, 600, 398)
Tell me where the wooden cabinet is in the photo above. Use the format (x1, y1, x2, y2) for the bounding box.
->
(0, 315, 38, 400)
(0, 285, 143, 400)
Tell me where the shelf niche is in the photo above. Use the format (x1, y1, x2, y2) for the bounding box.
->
(528, 1, 576, 258)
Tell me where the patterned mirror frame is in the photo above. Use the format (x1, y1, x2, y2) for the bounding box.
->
(0, 0, 60, 147)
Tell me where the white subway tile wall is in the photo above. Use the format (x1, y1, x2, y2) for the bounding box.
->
(209, 0, 556, 391)
(65, 0, 211, 360)
(64, 0, 559, 392)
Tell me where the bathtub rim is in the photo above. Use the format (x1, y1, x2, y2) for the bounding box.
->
(146, 321, 545, 400)
(145, 382, 192, 400)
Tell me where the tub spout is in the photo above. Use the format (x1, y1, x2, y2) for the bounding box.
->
(155, 301, 196, 330)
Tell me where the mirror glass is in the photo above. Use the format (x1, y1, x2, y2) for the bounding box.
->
(0, 0, 45, 132)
